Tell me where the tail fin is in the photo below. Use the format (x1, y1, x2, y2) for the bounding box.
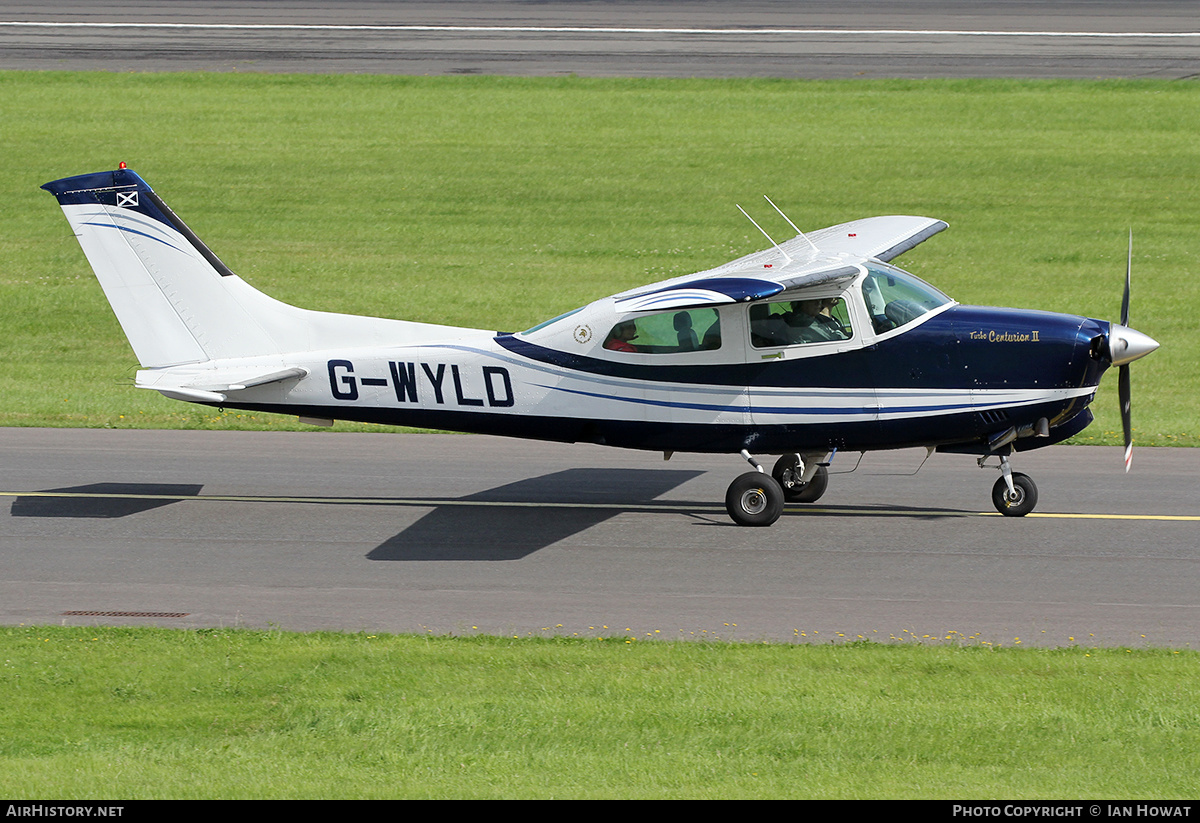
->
(43, 167, 279, 367)
(43, 167, 466, 369)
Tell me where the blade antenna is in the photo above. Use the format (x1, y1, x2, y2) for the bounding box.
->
(737, 204, 792, 264)
(764, 195, 819, 254)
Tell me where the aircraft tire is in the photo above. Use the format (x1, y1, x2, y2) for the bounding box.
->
(991, 473, 1038, 517)
(726, 471, 785, 527)
(771, 456, 829, 503)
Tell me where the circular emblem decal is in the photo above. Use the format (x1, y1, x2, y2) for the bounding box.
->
(574, 324, 593, 344)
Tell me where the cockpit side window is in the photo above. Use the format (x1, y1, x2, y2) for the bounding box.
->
(749, 297, 853, 349)
(603, 308, 721, 354)
(860, 263, 951, 334)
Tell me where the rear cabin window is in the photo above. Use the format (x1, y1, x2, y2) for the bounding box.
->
(749, 297, 853, 348)
(603, 308, 721, 354)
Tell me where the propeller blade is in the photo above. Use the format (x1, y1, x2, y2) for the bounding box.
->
(1119, 363, 1132, 472)
(1116, 229, 1143, 472)
(1121, 229, 1131, 327)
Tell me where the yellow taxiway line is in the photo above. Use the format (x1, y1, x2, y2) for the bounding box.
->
(2, 490, 1197, 521)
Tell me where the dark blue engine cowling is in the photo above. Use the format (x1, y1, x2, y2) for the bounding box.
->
(946, 305, 1108, 391)
(931, 305, 1108, 454)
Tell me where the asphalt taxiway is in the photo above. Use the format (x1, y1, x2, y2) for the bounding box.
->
(2, 428, 1196, 647)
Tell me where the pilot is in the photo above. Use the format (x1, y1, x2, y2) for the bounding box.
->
(604, 320, 639, 352)
(785, 298, 847, 342)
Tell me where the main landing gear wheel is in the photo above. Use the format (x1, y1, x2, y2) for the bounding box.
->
(771, 455, 829, 503)
(725, 471, 784, 527)
(991, 472, 1038, 517)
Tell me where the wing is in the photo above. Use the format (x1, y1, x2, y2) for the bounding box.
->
(611, 215, 947, 311)
(804, 216, 948, 262)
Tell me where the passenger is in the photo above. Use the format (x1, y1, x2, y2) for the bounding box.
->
(604, 320, 639, 352)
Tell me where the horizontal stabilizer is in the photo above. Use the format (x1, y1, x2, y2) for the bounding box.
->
(219, 366, 310, 392)
(157, 387, 228, 404)
(135, 364, 310, 399)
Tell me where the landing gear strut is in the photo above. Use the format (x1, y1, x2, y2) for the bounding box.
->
(772, 454, 829, 503)
(986, 453, 1038, 517)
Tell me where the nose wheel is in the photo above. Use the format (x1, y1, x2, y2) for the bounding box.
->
(986, 454, 1038, 517)
(991, 473, 1037, 517)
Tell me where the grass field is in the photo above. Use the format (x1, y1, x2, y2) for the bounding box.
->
(2, 626, 1197, 800)
(2, 72, 1197, 444)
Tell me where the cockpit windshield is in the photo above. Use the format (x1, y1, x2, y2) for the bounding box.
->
(860, 262, 951, 334)
(521, 307, 583, 335)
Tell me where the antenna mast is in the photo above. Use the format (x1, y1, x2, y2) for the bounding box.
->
(764, 195, 819, 254)
(736, 204, 792, 264)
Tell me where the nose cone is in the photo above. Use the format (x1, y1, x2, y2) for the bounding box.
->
(1107, 323, 1159, 366)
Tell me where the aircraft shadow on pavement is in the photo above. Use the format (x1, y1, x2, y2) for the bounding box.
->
(368, 468, 705, 561)
(9, 483, 204, 519)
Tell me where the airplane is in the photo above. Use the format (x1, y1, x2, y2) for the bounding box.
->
(42, 166, 1159, 527)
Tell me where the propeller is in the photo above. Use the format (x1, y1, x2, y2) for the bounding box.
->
(1120, 231, 1132, 472)
(1106, 231, 1159, 472)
